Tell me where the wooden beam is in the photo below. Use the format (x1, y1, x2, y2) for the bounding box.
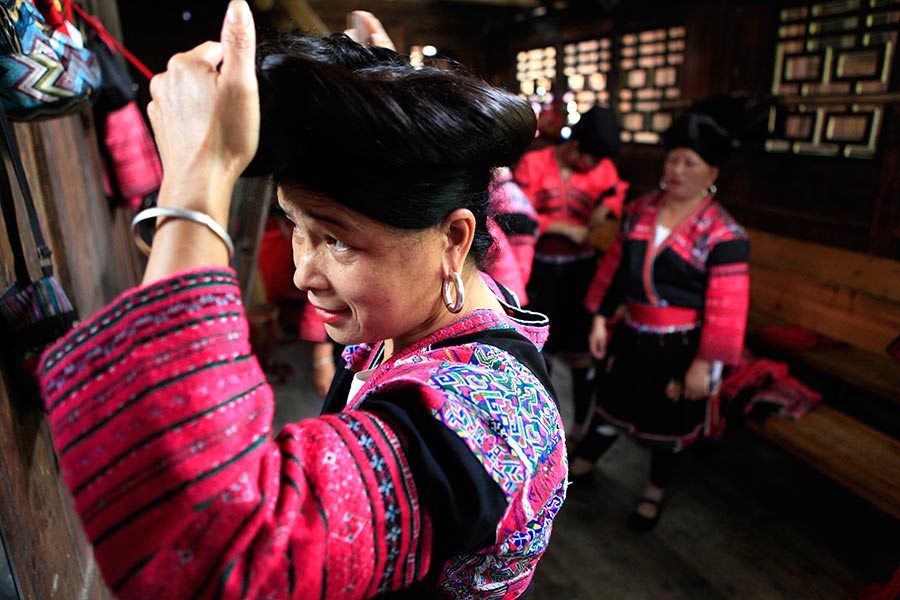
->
(749, 227, 900, 304)
(749, 264, 900, 355)
(441, 0, 538, 6)
(277, 0, 330, 34)
(80, 0, 124, 42)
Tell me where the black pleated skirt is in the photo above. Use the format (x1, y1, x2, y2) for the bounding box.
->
(595, 322, 711, 451)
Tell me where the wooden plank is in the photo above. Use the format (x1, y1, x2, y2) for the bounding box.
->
(13, 114, 139, 319)
(0, 376, 114, 599)
(746, 406, 900, 521)
(1, 112, 128, 600)
(230, 176, 275, 300)
(749, 228, 900, 303)
(749, 265, 900, 355)
(748, 311, 900, 403)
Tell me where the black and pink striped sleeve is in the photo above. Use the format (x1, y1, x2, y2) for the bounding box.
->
(696, 236, 750, 365)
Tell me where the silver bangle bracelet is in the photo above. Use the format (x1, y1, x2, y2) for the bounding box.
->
(131, 206, 235, 261)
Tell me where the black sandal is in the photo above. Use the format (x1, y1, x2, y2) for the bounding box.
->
(628, 495, 665, 533)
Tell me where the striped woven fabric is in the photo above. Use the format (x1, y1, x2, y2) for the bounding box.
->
(101, 100, 162, 208)
(0, 0, 101, 118)
(0, 275, 73, 326)
(39, 269, 432, 599)
(0, 276, 76, 384)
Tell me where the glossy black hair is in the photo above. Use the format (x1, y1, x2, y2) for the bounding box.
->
(244, 33, 538, 266)
(571, 105, 621, 159)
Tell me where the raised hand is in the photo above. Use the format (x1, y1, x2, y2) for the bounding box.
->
(147, 0, 259, 223)
(142, 0, 260, 283)
(344, 10, 396, 50)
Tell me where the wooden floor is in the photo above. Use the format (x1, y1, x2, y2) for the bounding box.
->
(269, 339, 900, 600)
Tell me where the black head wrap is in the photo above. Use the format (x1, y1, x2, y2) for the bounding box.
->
(663, 113, 731, 166)
(570, 105, 621, 159)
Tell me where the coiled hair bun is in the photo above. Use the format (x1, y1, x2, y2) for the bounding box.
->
(246, 33, 535, 180)
(243, 32, 537, 265)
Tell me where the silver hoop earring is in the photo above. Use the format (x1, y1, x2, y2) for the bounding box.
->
(442, 271, 465, 314)
(659, 177, 667, 190)
(706, 184, 717, 196)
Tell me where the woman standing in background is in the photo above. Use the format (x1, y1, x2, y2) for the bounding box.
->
(570, 113, 749, 531)
(514, 105, 628, 448)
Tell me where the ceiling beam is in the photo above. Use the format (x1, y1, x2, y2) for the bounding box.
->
(272, 0, 330, 34)
(440, 0, 538, 6)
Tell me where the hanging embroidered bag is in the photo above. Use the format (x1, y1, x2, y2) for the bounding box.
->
(0, 104, 76, 406)
(0, 0, 101, 120)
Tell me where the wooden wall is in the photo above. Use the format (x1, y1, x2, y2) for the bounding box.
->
(494, 0, 900, 259)
(0, 113, 136, 599)
(0, 8, 128, 600)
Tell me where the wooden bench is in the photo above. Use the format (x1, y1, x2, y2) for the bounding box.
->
(745, 228, 900, 521)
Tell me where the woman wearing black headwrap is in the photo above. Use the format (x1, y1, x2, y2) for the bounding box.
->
(569, 113, 750, 532)
(513, 106, 629, 448)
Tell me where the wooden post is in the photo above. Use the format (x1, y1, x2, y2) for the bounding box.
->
(230, 176, 276, 301)
(1, 111, 124, 599)
(80, 0, 124, 41)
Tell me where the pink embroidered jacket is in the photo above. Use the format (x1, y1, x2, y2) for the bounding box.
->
(39, 268, 566, 599)
(513, 146, 628, 255)
(486, 169, 538, 303)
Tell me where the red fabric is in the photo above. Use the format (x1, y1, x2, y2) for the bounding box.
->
(757, 325, 818, 351)
(257, 217, 327, 343)
(720, 358, 789, 401)
(626, 302, 700, 327)
(756, 324, 843, 352)
(102, 101, 162, 209)
(38, 270, 431, 599)
(488, 170, 537, 300)
(257, 219, 296, 304)
(513, 146, 628, 243)
(747, 376, 823, 420)
(33, 0, 66, 31)
(486, 219, 527, 302)
(848, 564, 900, 600)
(70, 2, 155, 80)
(720, 355, 822, 420)
(696, 261, 750, 365)
(38, 268, 564, 598)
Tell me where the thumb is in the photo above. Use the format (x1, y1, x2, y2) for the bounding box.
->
(220, 0, 256, 84)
